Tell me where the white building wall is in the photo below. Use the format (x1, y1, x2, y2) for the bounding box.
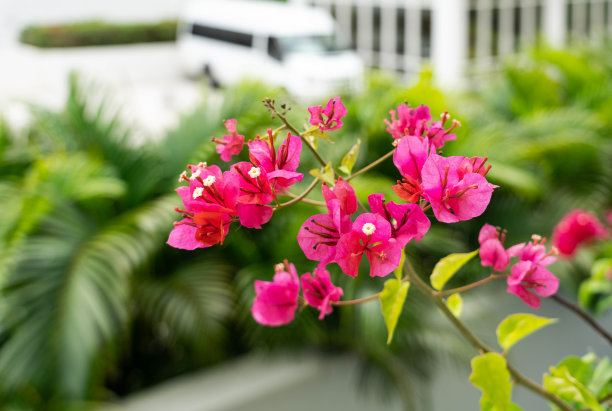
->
(296, 0, 612, 86)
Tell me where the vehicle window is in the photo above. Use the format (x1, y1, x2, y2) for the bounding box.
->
(191, 24, 253, 47)
(276, 35, 348, 55)
(268, 37, 282, 61)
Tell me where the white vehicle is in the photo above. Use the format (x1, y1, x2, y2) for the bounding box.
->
(176, 0, 364, 100)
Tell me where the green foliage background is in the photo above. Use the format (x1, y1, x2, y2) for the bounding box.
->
(1, 41, 612, 410)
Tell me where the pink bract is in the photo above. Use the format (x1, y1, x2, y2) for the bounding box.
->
(368, 193, 430, 248)
(252, 262, 300, 326)
(478, 224, 509, 272)
(393, 135, 430, 183)
(297, 179, 358, 264)
(301, 265, 343, 319)
(335, 213, 401, 278)
(385, 104, 430, 139)
(168, 164, 238, 249)
(507, 261, 559, 309)
(213, 119, 245, 162)
(421, 154, 496, 223)
(321, 178, 358, 216)
(308, 97, 347, 131)
(248, 130, 303, 193)
(552, 209, 609, 257)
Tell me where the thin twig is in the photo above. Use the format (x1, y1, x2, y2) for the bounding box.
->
(285, 192, 326, 207)
(276, 178, 321, 209)
(346, 149, 394, 181)
(551, 294, 612, 346)
(404, 259, 574, 411)
(333, 292, 381, 306)
(263, 98, 329, 170)
(435, 274, 508, 297)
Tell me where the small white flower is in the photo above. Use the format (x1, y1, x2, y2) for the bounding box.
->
(203, 175, 216, 187)
(190, 169, 201, 180)
(192, 187, 204, 199)
(197, 162, 207, 168)
(248, 167, 261, 179)
(362, 222, 376, 236)
(178, 171, 188, 182)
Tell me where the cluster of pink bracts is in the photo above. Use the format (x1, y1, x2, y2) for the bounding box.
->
(167, 97, 609, 327)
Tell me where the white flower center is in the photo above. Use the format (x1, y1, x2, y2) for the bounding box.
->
(203, 175, 216, 187)
(248, 167, 261, 179)
(190, 169, 201, 180)
(197, 161, 207, 168)
(362, 223, 376, 236)
(178, 171, 188, 182)
(192, 187, 204, 199)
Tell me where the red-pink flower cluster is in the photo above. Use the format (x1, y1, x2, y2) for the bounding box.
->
(212, 119, 245, 162)
(167, 121, 304, 249)
(297, 180, 430, 279)
(392, 134, 496, 223)
(167, 98, 502, 327)
(385, 104, 459, 150)
(552, 209, 609, 257)
(308, 96, 347, 131)
(251, 261, 343, 326)
(478, 224, 559, 309)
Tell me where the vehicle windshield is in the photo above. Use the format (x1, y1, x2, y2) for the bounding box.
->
(276, 34, 348, 55)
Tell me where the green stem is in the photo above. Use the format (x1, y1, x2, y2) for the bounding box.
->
(403, 260, 574, 411)
(276, 178, 320, 209)
(263, 98, 329, 170)
(436, 274, 508, 297)
(346, 149, 394, 181)
(333, 292, 381, 306)
(551, 294, 612, 346)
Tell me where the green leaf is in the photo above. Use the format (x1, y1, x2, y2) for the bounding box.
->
(394, 249, 406, 280)
(309, 163, 335, 186)
(303, 126, 332, 149)
(590, 356, 612, 396)
(470, 353, 518, 411)
(496, 313, 557, 352)
(447, 293, 463, 317)
(430, 250, 479, 291)
(544, 366, 604, 411)
(339, 139, 361, 175)
(379, 278, 410, 345)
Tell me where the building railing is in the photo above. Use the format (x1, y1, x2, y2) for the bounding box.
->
(292, 0, 612, 86)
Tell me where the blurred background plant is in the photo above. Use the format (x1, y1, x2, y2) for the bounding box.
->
(1, 40, 612, 410)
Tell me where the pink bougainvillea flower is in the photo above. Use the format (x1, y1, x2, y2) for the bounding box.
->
(252, 262, 300, 326)
(384, 104, 431, 139)
(507, 260, 559, 309)
(424, 111, 460, 150)
(478, 224, 510, 272)
(301, 264, 343, 319)
(552, 209, 609, 257)
(368, 193, 430, 248)
(297, 180, 356, 264)
(168, 164, 239, 249)
(514, 237, 557, 267)
(335, 213, 402, 278)
(248, 129, 303, 193)
(392, 135, 431, 203)
(231, 162, 275, 228)
(321, 178, 358, 217)
(421, 154, 497, 223)
(212, 119, 245, 162)
(505, 235, 559, 309)
(308, 97, 347, 131)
